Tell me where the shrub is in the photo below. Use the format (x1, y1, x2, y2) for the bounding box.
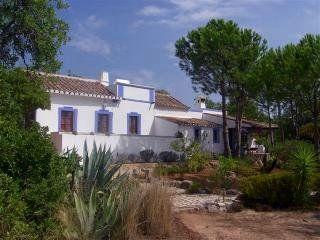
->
(270, 140, 313, 167)
(140, 149, 155, 162)
(153, 164, 188, 176)
(187, 182, 201, 194)
(288, 143, 317, 206)
(0, 173, 32, 239)
(0, 123, 68, 238)
(158, 151, 179, 162)
(240, 172, 297, 208)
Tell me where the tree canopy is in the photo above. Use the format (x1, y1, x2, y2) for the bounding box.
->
(0, 0, 69, 72)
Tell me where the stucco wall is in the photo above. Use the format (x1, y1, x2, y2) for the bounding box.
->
(57, 133, 176, 156)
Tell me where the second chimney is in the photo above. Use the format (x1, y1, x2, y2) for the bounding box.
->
(100, 71, 109, 86)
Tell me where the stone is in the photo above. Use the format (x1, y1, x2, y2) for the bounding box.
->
(226, 189, 240, 196)
(226, 201, 243, 213)
(179, 180, 193, 189)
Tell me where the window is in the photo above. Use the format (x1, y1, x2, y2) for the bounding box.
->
(95, 110, 113, 134)
(59, 107, 77, 132)
(97, 114, 110, 133)
(127, 113, 141, 135)
(213, 128, 220, 143)
(194, 127, 201, 142)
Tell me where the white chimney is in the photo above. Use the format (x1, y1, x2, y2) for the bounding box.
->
(100, 71, 109, 86)
(195, 95, 206, 109)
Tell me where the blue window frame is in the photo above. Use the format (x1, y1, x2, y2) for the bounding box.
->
(127, 112, 141, 135)
(58, 106, 78, 132)
(213, 128, 220, 143)
(149, 89, 155, 103)
(117, 84, 124, 98)
(95, 110, 113, 134)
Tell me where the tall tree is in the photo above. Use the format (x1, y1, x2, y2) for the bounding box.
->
(175, 19, 244, 156)
(229, 28, 267, 157)
(295, 34, 320, 153)
(252, 49, 280, 146)
(0, 0, 69, 72)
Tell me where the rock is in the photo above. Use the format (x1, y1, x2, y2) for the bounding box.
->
(226, 201, 243, 213)
(226, 189, 240, 196)
(179, 180, 193, 189)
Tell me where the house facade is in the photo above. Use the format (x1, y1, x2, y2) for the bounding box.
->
(36, 71, 275, 156)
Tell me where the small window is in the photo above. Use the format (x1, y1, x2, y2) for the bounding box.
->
(60, 110, 74, 132)
(194, 127, 201, 142)
(97, 114, 110, 134)
(213, 128, 220, 143)
(129, 115, 139, 134)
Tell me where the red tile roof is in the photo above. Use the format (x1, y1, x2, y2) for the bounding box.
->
(42, 74, 117, 99)
(155, 91, 189, 111)
(157, 116, 219, 128)
(42, 73, 190, 110)
(205, 113, 278, 129)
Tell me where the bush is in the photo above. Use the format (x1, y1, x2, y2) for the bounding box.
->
(153, 164, 188, 176)
(270, 140, 313, 167)
(288, 143, 317, 206)
(0, 123, 68, 238)
(187, 182, 201, 194)
(140, 149, 155, 162)
(240, 172, 297, 208)
(0, 173, 32, 239)
(158, 151, 179, 162)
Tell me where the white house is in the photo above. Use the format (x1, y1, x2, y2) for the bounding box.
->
(36, 71, 276, 157)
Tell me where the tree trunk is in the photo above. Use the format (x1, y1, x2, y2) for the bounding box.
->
(267, 105, 274, 146)
(221, 86, 231, 156)
(235, 100, 244, 158)
(277, 102, 285, 143)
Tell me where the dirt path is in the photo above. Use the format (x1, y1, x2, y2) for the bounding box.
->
(178, 210, 320, 240)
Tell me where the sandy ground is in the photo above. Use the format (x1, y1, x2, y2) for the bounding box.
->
(178, 210, 320, 240)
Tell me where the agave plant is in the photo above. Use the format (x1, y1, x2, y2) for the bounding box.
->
(62, 141, 128, 240)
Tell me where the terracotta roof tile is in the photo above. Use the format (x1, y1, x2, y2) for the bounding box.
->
(155, 91, 189, 111)
(157, 116, 219, 128)
(42, 74, 116, 99)
(205, 113, 278, 129)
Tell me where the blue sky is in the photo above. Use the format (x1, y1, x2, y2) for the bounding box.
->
(59, 0, 320, 105)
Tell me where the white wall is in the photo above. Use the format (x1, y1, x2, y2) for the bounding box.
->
(36, 94, 156, 135)
(58, 133, 176, 156)
(122, 85, 150, 102)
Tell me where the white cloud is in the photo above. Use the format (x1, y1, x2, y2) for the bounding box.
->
(137, 0, 283, 27)
(139, 5, 168, 16)
(71, 33, 111, 57)
(85, 15, 106, 28)
(70, 15, 111, 57)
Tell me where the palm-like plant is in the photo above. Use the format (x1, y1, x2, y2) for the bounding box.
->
(62, 141, 127, 240)
(289, 143, 317, 206)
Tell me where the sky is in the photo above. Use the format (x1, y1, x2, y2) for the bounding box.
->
(59, 0, 320, 105)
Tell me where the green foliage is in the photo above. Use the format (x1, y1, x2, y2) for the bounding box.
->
(270, 140, 313, 166)
(240, 172, 297, 208)
(62, 142, 128, 240)
(0, 67, 68, 238)
(0, 121, 68, 237)
(153, 164, 188, 176)
(171, 138, 210, 172)
(211, 157, 258, 189)
(187, 182, 201, 194)
(140, 149, 155, 162)
(0, 68, 50, 125)
(288, 143, 317, 206)
(0, 0, 69, 71)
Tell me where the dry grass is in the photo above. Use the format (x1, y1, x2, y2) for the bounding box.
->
(138, 181, 173, 237)
(58, 179, 173, 240)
